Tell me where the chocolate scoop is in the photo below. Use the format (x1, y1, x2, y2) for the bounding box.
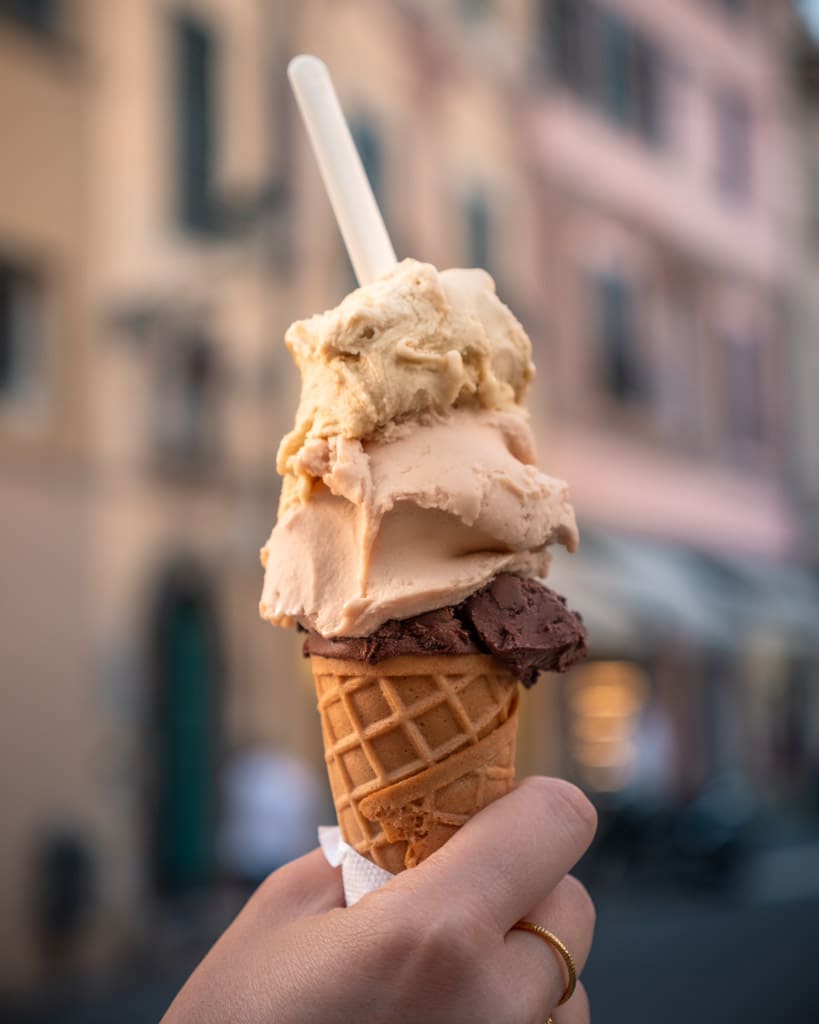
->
(303, 573, 587, 687)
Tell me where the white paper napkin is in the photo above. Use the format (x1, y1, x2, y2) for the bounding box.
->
(318, 826, 394, 905)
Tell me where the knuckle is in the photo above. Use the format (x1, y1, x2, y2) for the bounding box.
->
(515, 987, 550, 1024)
(384, 902, 429, 961)
(388, 923, 426, 970)
(573, 981, 591, 1024)
(548, 778, 598, 842)
(559, 874, 597, 934)
(517, 774, 554, 800)
(412, 902, 483, 971)
(356, 911, 427, 976)
(482, 987, 531, 1024)
(254, 863, 286, 904)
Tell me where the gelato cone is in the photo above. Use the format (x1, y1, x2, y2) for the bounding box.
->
(312, 653, 519, 873)
(260, 259, 587, 878)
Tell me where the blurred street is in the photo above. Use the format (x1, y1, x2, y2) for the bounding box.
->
(585, 891, 819, 1024)
(2, 883, 818, 1024)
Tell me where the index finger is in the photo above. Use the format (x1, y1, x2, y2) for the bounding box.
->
(393, 776, 597, 932)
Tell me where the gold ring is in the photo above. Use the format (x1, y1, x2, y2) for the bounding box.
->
(512, 920, 577, 1007)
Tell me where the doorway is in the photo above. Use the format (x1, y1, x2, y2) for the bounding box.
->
(150, 564, 220, 895)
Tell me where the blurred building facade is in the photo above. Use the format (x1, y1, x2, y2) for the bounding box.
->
(0, 0, 321, 988)
(0, 0, 97, 987)
(521, 0, 819, 811)
(789, 6, 819, 839)
(794, 14, 819, 548)
(1, 0, 818, 993)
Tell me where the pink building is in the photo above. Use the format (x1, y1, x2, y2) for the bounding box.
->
(522, 0, 819, 804)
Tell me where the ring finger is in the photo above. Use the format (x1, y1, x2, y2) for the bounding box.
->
(501, 874, 596, 1022)
(553, 980, 590, 1024)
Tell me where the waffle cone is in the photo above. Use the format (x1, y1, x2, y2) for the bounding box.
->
(311, 653, 519, 874)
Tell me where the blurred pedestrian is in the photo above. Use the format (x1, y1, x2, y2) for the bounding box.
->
(219, 746, 321, 886)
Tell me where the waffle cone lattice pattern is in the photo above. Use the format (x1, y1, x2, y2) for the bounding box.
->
(312, 654, 519, 874)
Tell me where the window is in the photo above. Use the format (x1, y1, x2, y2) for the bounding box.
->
(544, 0, 592, 95)
(544, 1, 664, 145)
(601, 12, 632, 125)
(813, 165, 819, 240)
(0, 0, 57, 33)
(459, 0, 490, 22)
(343, 118, 385, 286)
(633, 36, 662, 143)
(174, 14, 217, 232)
(463, 192, 491, 270)
(351, 119, 383, 207)
(0, 260, 45, 407)
(714, 90, 752, 202)
(654, 298, 702, 446)
(599, 11, 663, 142)
(712, 0, 746, 16)
(593, 272, 645, 403)
(155, 331, 219, 465)
(724, 334, 764, 446)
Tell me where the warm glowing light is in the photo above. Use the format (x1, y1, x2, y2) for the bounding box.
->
(571, 715, 631, 743)
(567, 661, 649, 792)
(572, 738, 636, 768)
(570, 683, 644, 718)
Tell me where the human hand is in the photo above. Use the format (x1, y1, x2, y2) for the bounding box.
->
(163, 776, 597, 1024)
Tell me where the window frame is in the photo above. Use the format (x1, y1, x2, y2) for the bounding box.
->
(173, 11, 219, 235)
(722, 330, 766, 452)
(590, 269, 647, 407)
(713, 86, 753, 204)
(0, 256, 47, 412)
(542, 0, 666, 148)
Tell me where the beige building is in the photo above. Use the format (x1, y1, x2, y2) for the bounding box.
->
(0, 0, 557, 986)
(79, 0, 336, 976)
(0, 0, 317, 988)
(1, 0, 818, 993)
(0, 3, 97, 988)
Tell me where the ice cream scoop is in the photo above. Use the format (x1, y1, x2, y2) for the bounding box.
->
(261, 407, 577, 637)
(277, 258, 534, 481)
(260, 260, 578, 638)
(302, 573, 588, 688)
